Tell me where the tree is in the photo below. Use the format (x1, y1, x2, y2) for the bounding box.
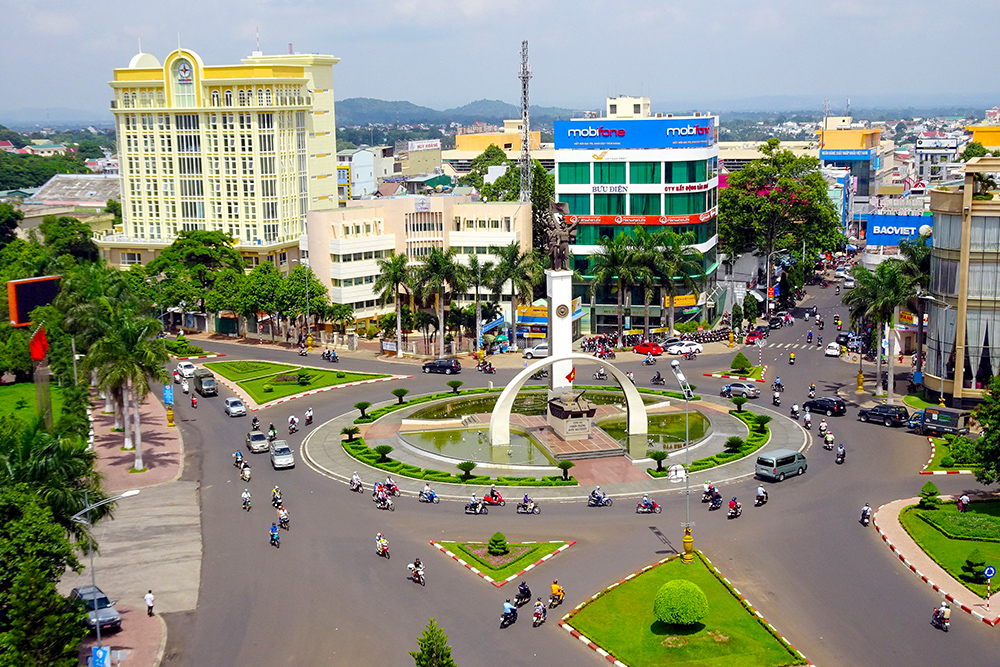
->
(146, 230, 245, 312)
(478, 158, 556, 250)
(456, 460, 477, 479)
(754, 414, 772, 433)
(960, 141, 989, 162)
(374, 253, 411, 358)
(972, 376, 1000, 484)
(0, 327, 32, 381)
(75, 139, 104, 161)
(731, 301, 743, 333)
(729, 396, 748, 413)
(918, 480, 940, 509)
(465, 253, 494, 351)
(557, 459, 575, 480)
(391, 387, 410, 404)
(327, 302, 354, 335)
(725, 436, 745, 452)
(104, 198, 122, 227)
(0, 203, 22, 249)
(898, 234, 932, 373)
(446, 380, 463, 394)
(457, 145, 507, 190)
(417, 248, 467, 358)
(731, 352, 751, 371)
(589, 233, 639, 345)
(409, 618, 457, 667)
(655, 230, 704, 333)
(241, 262, 283, 341)
(487, 531, 509, 555)
(629, 227, 662, 339)
(742, 292, 760, 325)
(653, 580, 709, 626)
(0, 559, 86, 666)
(36, 215, 98, 263)
(203, 268, 246, 330)
(489, 241, 537, 352)
(341, 426, 361, 443)
(354, 401, 371, 418)
(648, 450, 668, 472)
(277, 265, 329, 335)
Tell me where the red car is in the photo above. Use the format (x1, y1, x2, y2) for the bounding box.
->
(633, 342, 664, 356)
(745, 331, 766, 344)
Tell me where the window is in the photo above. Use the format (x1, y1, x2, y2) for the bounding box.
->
(224, 90, 233, 106)
(559, 194, 590, 215)
(120, 252, 141, 265)
(630, 194, 661, 216)
(609, 104, 617, 114)
(558, 162, 590, 185)
(594, 163, 625, 184)
(279, 252, 288, 265)
(630, 162, 660, 184)
(633, 104, 641, 114)
(211, 91, 220, 107)
(594, 194, 625, 215)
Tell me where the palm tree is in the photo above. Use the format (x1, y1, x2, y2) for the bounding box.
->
(373, 253, 410, 358)
(629, 227, 661, 340)
(898, 235, 932, 374)
(656, 230, 704, 334)
(489, 241, 538, 352)
(328, 303, 355, 334)
(416, 248, 467, 358)
(589, 232, 638, 345)
(465, 253, 495, 352)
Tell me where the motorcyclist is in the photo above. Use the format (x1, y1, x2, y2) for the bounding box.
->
(422, 482, 434, 499)
(789, 352, 795, 364)
(518, 580, 530, 599)
(488, 483, 499, 500)
(803, 410, 812, 428)
(241, 488, 251, 509)
(772, 391, 781, 406)
(825, 432, 836, 449)
(703, 481, 714, 497)
(251, 416, 260, 430)
(268, 423, 276, 439)
(305, 407, 313, 423)
(652, 371, 663, 383)
(641, 493, 654, 510)
(596, 367, 607, 379)
(933, 602, 950, 626)
(817, 334, 823, 345)
(376, 532, 388, 554)
(818, 419, 828, 434)
(269, 522, 279, 539)
(645, 352, 653, 365)
(807, 330, 813, 343)
(411, 557, 424, 579)
(470, 493, 479, 512)
(861, 503, 873, 522)
(791, 403, 799, 418)
(277, 506, 289, 526)
(503, 599, 517, 622)
(729, 497, 741, 514)
(837, 443, 845, 458)
(774, 377, 783, 391)
(590, 486, 605, 505)
(523, 493, 534, 512)
(534, 598, 547, 621)
(551, 580, 565, 603)
(385, 476, 396, 493)
(626, 370, 635, 383)
(351, 471, 362, 489)
(233, 450, 244, 466)
(710, 487, 722, 505)
(756, 485, 767, 502)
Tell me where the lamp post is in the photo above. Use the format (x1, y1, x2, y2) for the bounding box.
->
(922, 295, 953, 406)
(70, 489, 140, 649)
(670, 359, 696, 564)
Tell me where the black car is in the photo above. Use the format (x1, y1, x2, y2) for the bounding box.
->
(803, 396, 847, 417)
(753, 325, 770, 338)
(857, 404, 910, 427)
(835, 332, 852, 346)
(70, 585, 122, 633)
(768, 317, 784, 330)
(422, 358, 462, 375)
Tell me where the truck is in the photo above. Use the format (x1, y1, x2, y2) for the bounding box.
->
(912, 406, 971, 437)
(193, 368, 217, 396)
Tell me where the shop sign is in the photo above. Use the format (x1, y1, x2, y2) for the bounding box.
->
(568, 207, 717, 227)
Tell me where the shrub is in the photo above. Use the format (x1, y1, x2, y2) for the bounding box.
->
(729, 396, 748, 413)
(648, 450, 668, 472)
(487, 531, 509, 556)
(948, 435, 979, 465)
(373, 444, 394, 462)
(919, 481, 940, 509)
(724, 436, 744, 452)
(557, 460, 575, 480)
(392, 387, 410, 404)
(653, 579, 709, 626)
(354, 401, 371, 418)
(457, 460, 477, 479)
(963, 548, 987, 583)
(337, 371, 346, 379)
(754, 414, 772, 433)
(446, 380, 464, 394)
(262, 383, 274, 393)
(731, 352, 751, 371)
(941, 456, 955, 468)
(341, 425, 361, 442)
(296, 369, 311, 385)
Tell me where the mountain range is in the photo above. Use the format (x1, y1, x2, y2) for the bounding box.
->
(335, 98, 588, 127)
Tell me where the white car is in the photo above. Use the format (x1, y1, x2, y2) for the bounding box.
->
(224, 397, 246, 417)
(270, 440, 295, 469)
(522, 343, 549, 359)
(834, 267, 847, 279)
(175, 362, 196, 379)
(824, 342, 842, 357)
(666, 341, 704, 355)
(843, 277, 856, 289)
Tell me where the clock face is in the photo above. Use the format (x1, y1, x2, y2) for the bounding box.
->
(177, 61, 192, 79)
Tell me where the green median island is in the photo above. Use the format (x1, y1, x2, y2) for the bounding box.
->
(566, 551, 807, 667)
(434, 535, 567, 582)
(206, 360, 389, 403)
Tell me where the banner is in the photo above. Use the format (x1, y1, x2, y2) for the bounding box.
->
(567, 207, 717, 227)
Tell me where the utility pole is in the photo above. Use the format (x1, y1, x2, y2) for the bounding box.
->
(518, 40, 532, 204)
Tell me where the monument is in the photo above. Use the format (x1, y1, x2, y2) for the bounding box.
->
(543, 201, 578, 396)
(547, 390, 597, 440)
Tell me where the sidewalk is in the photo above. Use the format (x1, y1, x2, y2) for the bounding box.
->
(874, 495, 1000, 626)
(91, 392, 182, 492)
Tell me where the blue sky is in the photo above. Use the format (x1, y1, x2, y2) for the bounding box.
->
(3, 0, 998, 118)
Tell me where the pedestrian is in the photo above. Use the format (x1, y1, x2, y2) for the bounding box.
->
(144, 590, 155, 616)
(960, 494, 970, 512)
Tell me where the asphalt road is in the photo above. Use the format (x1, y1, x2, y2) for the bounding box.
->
(163, 288, 999, 667)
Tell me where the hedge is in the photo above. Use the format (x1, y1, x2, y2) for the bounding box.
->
(342, 437, 578, 486)
(647, 409, 770, 477)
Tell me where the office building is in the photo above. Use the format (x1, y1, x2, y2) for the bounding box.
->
(455, 119, 541, 152)
(337, 148, 375, 199)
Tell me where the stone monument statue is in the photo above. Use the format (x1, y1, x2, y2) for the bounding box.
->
(544, 201, 578, 272)
(547, 390, 597, 440)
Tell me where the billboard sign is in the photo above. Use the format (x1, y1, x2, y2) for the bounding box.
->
(567, 207, 717, 227)
(408, 139, 441, 152)
(865, 213, 930, 245)
(554, 117, 716, 150)
(820, 148, 876, 161)
(7, 275, 61, 327)
(916, 138, 958, 149)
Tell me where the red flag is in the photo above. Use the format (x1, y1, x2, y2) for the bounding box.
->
(566, 367, 576, 382)
(29, 326, 48, 362)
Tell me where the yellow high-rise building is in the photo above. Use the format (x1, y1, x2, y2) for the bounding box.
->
(101, 48, 340, 269)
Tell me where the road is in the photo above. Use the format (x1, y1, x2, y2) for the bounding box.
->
(163, 287, 998, 667)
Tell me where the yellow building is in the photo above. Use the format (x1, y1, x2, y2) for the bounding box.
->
(455, 119, 541, 152)
(100, 48, 340, 270)
(967, 125, 1000, 149)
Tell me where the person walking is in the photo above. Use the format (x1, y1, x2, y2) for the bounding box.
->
(960, 493, 971, 513)
(144, 590, 155, 616)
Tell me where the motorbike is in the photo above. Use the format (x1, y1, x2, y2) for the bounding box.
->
(375, 497, 395, 511)
(790, 407, 799, 419)
(701, 489, 715, 503)
(708, 495, 723, 510)
(548, 592, 564, 609)
(803, 418, 811, 430)
(836, 450, 846, 464)
(533, 608, 546, 627)
(376, 541, 390, 559)
(636, 500, 662, 514)
(271, 494, 283, 509)
(297, 347, 308, 357)
(772, 395, 781, 407)
(818, 320, 825, 331)
(772, 382, 784, 392)
(587, 495, 613, 507)
(482, 366, 497, 375)
(818, 423, 828, 436)
(642, 358, 657, 366)
(464, 502, 488, 515)
(500, 609, 517, 629)
(931, 608, 950, 632)
(860, 509, 872, 527)
(516, 502, 541, 515)
(514, 586, 532, 607)
(240, 465, 251, 482)
(288, 422, 299, 435)
(592, 371, 608, 381)
(418, 490, 440, 503)
(651, 376, 666, 386)
(789, 355, 795, 365)
(350, 478, 364, 493)
(279, 515, 290, 530)
(407, 563, 426, 586)
(683, 351, 697, 361)
(754, 493, 768, 507)
(719, 387, 732, 398)
(242, 496, 251, 511)
(233, 454, 245, 469)
(270, 532, 280, 548)
(728, 502, 743, 519)
(823, 435, 835, 451)
(191, 396, 198, 408)
(251, 417, 261, 430)
(530, 369, 549, 380)
(808, 389, 816, 399)
(305, 414, 313, 426)
(267, 429, 277, 442)
(384, 482, 401, 497)
(482, 492, 506, 507)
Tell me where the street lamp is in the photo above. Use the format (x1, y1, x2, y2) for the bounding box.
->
(670, 359, 696, 565)
(70, 489, 140, 649)
(292, 258, 312, 351)
(921, 295, 954, 406)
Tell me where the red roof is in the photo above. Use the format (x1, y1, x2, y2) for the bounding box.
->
(0, 140, 13, 149)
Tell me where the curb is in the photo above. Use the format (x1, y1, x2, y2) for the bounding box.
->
(919, 436, 974, 475)
(703, 365, 767, 384)
(208, 371, 411, 412)
(429, 540, 575, 587)
(171, 354, 226, 360)
(873, 502, 1000, 627)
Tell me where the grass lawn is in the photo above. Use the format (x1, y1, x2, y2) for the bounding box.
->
(714, 365, 765, 380)
(204, 360, 298, 382)
(904, 391, 939, 410)
(568, 552, 805, 667)
(600, 411, 709, 445)
(925, 437, 976, 472)
(0, 382, 65, 421)
(899, 502, 1000, 598)
(240, 368, 389, 403)
(435, 541, 565, 582)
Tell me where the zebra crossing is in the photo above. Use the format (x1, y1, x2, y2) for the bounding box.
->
(767, 342, 828, 350)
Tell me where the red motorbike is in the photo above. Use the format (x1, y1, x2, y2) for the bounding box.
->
(482, 491, 506, 507)
(635, 500, 662, 514)
(384, 481, 400, 497)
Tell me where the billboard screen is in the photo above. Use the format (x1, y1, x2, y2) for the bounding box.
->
(554, 117, 716, 150)
(408, 139, 441, 152)
(7, 275, 61, 327)
(865, 214, 931, 246)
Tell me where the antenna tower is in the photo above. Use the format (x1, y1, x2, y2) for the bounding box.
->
(518, 40, 532, 203)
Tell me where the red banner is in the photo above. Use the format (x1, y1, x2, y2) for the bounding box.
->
(30, 326, 48, 361)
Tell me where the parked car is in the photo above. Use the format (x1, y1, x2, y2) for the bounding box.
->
(224, 397, 246, 417)
(422, 358, 462, 375)
(522, 343, 549, 359)
(270, 439, 295, 469)
(768, 317, 784, 330)
(834, 267, 847, 279)
(667, 341, 703, 355)
(633, 341, 664, 356)
(835, 332, 852, 346)
(843, 277, 856, 289)
(71, 585, 122, 634)
(824, 342, 842, 357)
(246, 429, 269, 453)
(723, 382, 759, 398)
(175, 361, 196, 379)
(753, 325, 770, 337)
(803, 396, 847, 416)
(858, 404, 910, 427)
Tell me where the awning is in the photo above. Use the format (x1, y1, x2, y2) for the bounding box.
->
(750, 290, 766, 303)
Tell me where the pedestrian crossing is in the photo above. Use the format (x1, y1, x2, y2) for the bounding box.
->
(767, 342, 830, 350)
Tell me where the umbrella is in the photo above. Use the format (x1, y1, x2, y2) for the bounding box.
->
(496, 334, 508, 341)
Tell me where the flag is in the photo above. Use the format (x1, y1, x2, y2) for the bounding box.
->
(566, 367, 575, 382)
(29, 326, 48, 362)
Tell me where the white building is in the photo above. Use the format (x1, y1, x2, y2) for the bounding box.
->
(337, 148, 376, 199)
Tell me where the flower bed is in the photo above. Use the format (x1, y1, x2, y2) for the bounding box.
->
(647, 409, 768, 477)
(435, 540, 566, 582)
(461, 543, 534, 569)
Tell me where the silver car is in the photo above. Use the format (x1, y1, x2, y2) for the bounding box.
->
(246, 430, 269, 453)
(522, 343, 549, 359)
(270, 440, 295, 469)
(224, 397, 246, 417)
(175, 361, 196, 379)
(70, 585, 121, 633)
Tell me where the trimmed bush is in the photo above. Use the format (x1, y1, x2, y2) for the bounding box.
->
(487, 531, 509, 556)
(296, 369, 311, 385)
(753, 414, 772, 433)
(731, 352, 751, 372)
(919, 481, 940, 509)
(941, 456, 955, 468)
(341, 425, 361, 442)
(446, 380, 464, 394)
(653, 579, 709, 626)
(391, 387, 410, 404)
(963, 548, 987, 583)
(724, 436, 744, 452)
(729, 396, 748, 413)
(457, 460, 477, 479)
(557, 460, 576, 480)
(648, 450, 668, 472)
(337, 371, 346, 379)
(947, 435, 979, 465)
(262, 383, 274, 393)
(373, 444, 394, 462)
(354, 401, 371, 418)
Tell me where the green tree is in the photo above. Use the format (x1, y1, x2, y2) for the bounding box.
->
(730, 301, 743, 333)
(0, 203, 23, 249)
(656, 230, 704, 333)
(918, 480, 939, 509)
(409, 618, 457, 667)
(103, 198, 122, 226)
(489, 241, 538, 352)
(731, 352, 751, 371)
(457, 145, 508, 190)
(391, 387, 410, 404)
(36, 215, 98, 263)
(277, 264, 329, 336)
(972, 376, 1000, 484)
(417, 248, 467, 358)
(354, 401, 371, 418)
(446, 380, 463, 394)
(341, 426, 362, 443)
(374, 253, 411, 358)
(75, 139, 104, 161)
(725, 436, 745, 452)
(629, 227, 662, 339)
(328, 302, 354, 335)
(557, 459, 575, 480)
(203, 268, 246, 332)
(729, 396, 748, 412)
(465, 253, 495, 351)
(241, 262, 283, 341)
(487, 531, 509, 555)
(146, 230, 245, 312)
(648, 449, 668, 472)
(0, 327, 32, 381)
(456, 460, 477, 479)
(0, 559, 86, 666)
(653, 579, 709, 626)
(960, 141, 988, 162)
(589, 233, 639, 344)
(898, 234, 932, 373)
(478, 158, 555, 250)
(743, 292, 760, 326)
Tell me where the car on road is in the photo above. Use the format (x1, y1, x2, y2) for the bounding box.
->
(422, 358, 462, 375)
(224, 397, 246, 417)
(70, 585, 121, 634)
(270, 440, 295, 469)
(745, 330, 767, 344)
(824, 342, 842, 357)
(522, 343, 549, 359)
(843, 277, 856, 289)
(803, 396, 847, 416)
(722, 382, 759, 398)
(246, 429, 269, 453)
(633, 341, 664, 356)
(666, 341, 703, 355)
(175, 361, 196, 379)
(908, 409, 925, 429)
(835, 332, 853, 346)
(768, 316, 784, 330)
(834, 267, 847, 279)
(755, 449, 808, 482)
(858, 404, 910, 427)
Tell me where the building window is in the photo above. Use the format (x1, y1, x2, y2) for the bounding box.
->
(558, 162, 590, 185)
(120, 252, 141, 265)
(279, 252, 288, 265)
(609, 104, 617, 114)
(665, 160, 708, 184)
(225, 90, 233, 106)
(630, 162, 661, 184)
(665, 192, 703, 215)
(594, 194, 625, 215)
(211, 91, 220, 107)
(594, 163, 625, 185)
(630, 194, 661, 216)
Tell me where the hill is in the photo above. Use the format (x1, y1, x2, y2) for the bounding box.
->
(336, 97, 587, 127)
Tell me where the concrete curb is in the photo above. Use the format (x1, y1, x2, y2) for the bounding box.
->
(429, 540, 575, 587)
(208, 369, 411, 412)
(703, 363, 768, 384)
(171, 353, 226, 360)
(873, 499, 1000, 627)
(919, 436, 974, 475)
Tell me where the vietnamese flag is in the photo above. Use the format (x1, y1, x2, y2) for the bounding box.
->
(29, 326, 48, 362)
(566, 367, 576, 382)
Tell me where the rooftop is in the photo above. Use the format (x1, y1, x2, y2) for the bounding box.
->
(25, 173, 120, 207)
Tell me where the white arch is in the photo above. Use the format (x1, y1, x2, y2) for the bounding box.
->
(488, 352, 648, 448)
